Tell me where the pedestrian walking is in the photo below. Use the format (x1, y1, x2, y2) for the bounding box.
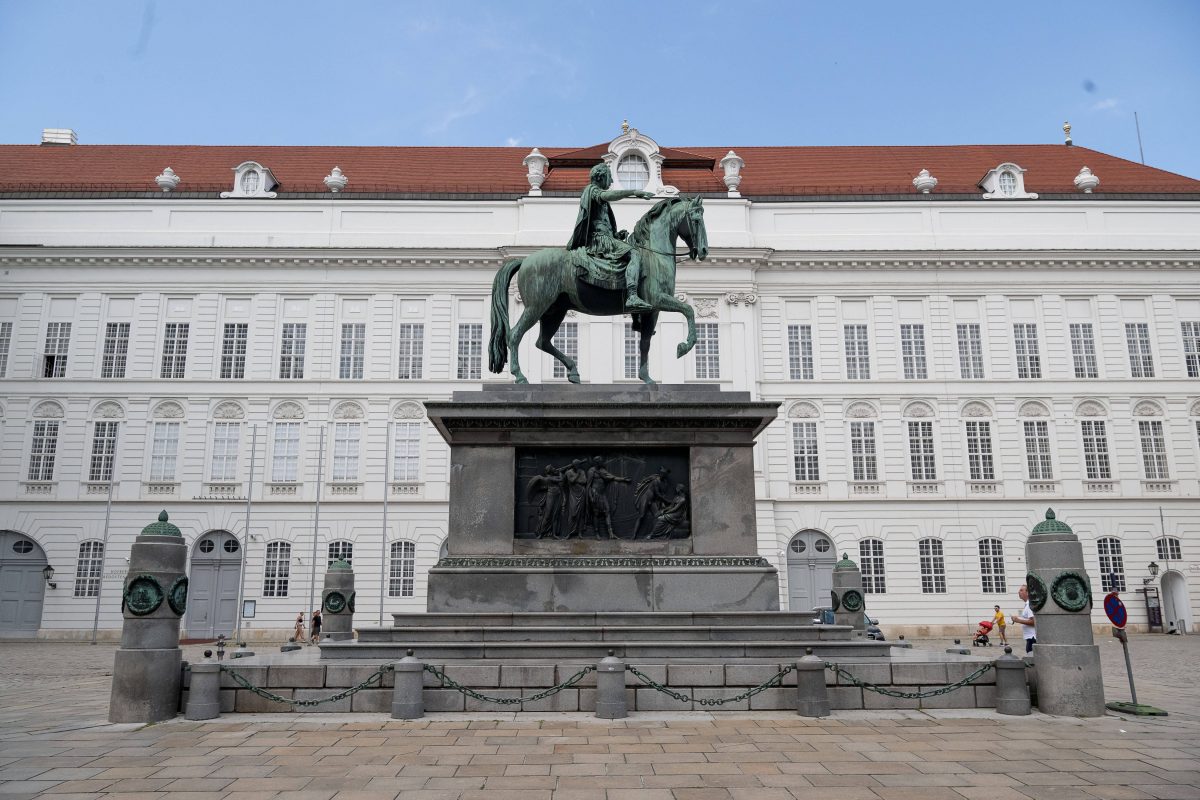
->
(1013, 585, 1037, 653)
(992, 604, 1008, 645)
(292, 612, 305, 643)
(309, 609, 322, 644)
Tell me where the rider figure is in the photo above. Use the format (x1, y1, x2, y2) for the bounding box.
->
(567, 163, 655, 312)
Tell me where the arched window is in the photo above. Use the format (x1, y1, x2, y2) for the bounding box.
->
(616, 154, 649, 190)
(918, 538, 947, 593)
(998, 171, 1017, 196)
(264, 541, 291, 597)
(1156, 536, 1182, 561)
(73, 541, 105, 597)
(859, 538, 886, 593)
(328, 540, 353, 566)
(389, 540, 416, 597)
(1097, 537, 1126, 592)
(978, 538, 1006, 594)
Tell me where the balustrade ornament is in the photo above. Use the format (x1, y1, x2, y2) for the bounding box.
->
(912, 168, 938, 193)
(1073, 166, 1100, 193)
(522, 148, 549, 195)
(155, 167, 181, 192)
(720, 150, 744, 196)
(323, 166, 348, 193)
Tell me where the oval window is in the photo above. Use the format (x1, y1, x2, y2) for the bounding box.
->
(198, 539, 215, 553)
(998, 171, 1017, 196)
(12, 540, 34, 554)
(789, 539, 807, 554)
(223, 538, 240, 554)
(814, 538, 831, 553)
(241, 170, 260, 194)
(616, 154, 650, 191)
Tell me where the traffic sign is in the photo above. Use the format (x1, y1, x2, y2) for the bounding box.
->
(1104, 591, 1127, 628)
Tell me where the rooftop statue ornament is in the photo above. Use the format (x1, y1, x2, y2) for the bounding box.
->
(489, 162, 708, 384)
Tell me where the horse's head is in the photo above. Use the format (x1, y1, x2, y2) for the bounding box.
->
(677, 196, 708, 261)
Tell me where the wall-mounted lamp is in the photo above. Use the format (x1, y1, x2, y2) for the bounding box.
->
(42, 564, 56, 590)
(1147, 561, 1160, 579)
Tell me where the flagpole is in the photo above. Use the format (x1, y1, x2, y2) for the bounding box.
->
(90, 424, 120, 645)
(379, 421, 392, 626)
(233, 423, 257, 643)
(307, 424, 327, 628)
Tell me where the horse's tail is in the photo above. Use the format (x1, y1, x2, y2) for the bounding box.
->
(488, 258, 522, 373)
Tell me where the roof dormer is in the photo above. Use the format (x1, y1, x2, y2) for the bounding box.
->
(221, 161, 278, 198)
(602, 124, 676, 196)
(979, 162, 1037, 200)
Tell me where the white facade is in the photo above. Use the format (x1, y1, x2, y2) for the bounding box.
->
(2, 142, 1199, 639)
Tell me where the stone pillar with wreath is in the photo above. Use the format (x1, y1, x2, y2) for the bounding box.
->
(321, 559, 355, 641)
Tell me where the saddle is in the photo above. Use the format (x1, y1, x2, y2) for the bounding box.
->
(567, 247, 626, 291)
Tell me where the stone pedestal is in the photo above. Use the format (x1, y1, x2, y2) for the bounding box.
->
(424, 385, 780, 613)
(109, 511, 188, 723)
(832, 553, 866, 633)
(1025, 509, 1105, 717)
(321, 559, 355, 641)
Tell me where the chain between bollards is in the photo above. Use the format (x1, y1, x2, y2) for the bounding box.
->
(217, 663, 394, 707)
(823, 661, 994, 699)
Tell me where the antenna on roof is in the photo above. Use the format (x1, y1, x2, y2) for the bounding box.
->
(1134, 111, 1146, 165)
(1063, 121, 1072, 146)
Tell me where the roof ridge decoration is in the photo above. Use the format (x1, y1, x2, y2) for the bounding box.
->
(155, 167, 180, 193)
(221, 161, 277, 199)
(323, 166, 348, 193)
(913, 168, 938, 193)
(1074, 166, 1100, 193)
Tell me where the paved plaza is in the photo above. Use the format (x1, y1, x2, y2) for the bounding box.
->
(1, 635, 1198, 800)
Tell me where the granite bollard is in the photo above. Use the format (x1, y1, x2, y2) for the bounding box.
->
(185, 652, 222, 721)
(595, 651, 628, 719)
(391, 651, 424, 720)
(321, 559, 356, 641)
(795, 649, 830, 717)
(109, 510, 188, 723)
(1025, 509, 1105, 717)
(994, 646, 1032, 716)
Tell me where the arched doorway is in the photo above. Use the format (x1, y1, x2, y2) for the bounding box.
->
(786, 529, 836, 613)
(1161, 571, 1193, 634)
(185, 531, 243, 639)
(0, 531, 48, 636)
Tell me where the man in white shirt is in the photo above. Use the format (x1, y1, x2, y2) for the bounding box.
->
(1013, 584, 1037, 653)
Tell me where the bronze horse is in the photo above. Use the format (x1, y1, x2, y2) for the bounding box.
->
(488, 196, 708, 384)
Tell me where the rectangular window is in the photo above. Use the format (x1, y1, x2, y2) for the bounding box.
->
(1069, 323, 1099, 379)
(900, 323, 928, 380)
(1080, 420, 1111, 480)
(219, 322, 248, 379)
(695, 322, 720, 379)
(787, 324, 814, 380)
(160, 322, 189, 379)
(457, 323, 482, 380)
(1023, 420, 1053, 480)
(978, 539, 1007, 594)
(791, 421, 820, 481)
(332, 422, 361, 482)
(1157, 537, 1182, 561)
(849, 421, 877, 481)
(339, 322, 365, 379)
(27, 420, 59, 481)
(624, 322, 639, 380)
(1125, 322, 1155, 378)
(210, 422, 240, 481)
(907, 421, 937, 480)
(918, 539, 947, 593)
(389, 540, 416, 598)
(42, 321, 71, 378)
(100, 322, 130, 378)
(278, 322, 306, 379)
(1013, 323, 1041, 379)
(551, 321, 579, 379)
(88, 421, 119, 482)
(1183, 321, 1200, 378)
(844, 324, 871, 379)
(149, 422, 180, 482)
(859, 539, 886, 593)
(956, 323, 985, 379)
(1098, 539, 1126, 593)
(392, 421, 422, 482)
(964, 421, 995, 481)
(397, 323, 424, 380)
(1138, 420, 1169, 480)
(263, 541, 291, 597)
(327, 541, 353, 567)
(73, 541, 105, 598)
(271, 422, 301, 482)
(0, 321, 12, 377)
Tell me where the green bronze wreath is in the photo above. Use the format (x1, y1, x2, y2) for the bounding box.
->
(1051, 571, 1092, 613)
(840, 589, 864, 613)
(167, 576, 188, 616)
(124, 575, 164, 616)
(347, 592, 356, 614)
(1026, 573, 1048, 612)
(829, 590, 840, 612)
(324, 590, 347, 614)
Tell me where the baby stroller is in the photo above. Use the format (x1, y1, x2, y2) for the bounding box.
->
(972, 620, 994, 647)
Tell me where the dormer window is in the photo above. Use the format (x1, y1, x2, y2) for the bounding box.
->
(979, 162, 1038, 200)
(617, 154, 650, 191)
(221, 161, 278, 198)
(998, 171, 1017, 196)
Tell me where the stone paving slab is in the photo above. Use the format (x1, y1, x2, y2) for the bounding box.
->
(0, 636, 1198, 799)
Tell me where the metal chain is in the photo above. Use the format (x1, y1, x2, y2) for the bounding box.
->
(424, 664, 596, 705)
(218, 663, 394, 708)
(627, 664, 797, 707)
(824, 661, 994, 699)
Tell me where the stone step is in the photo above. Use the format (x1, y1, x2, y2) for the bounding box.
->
(389, 611, 834, 628)
(319, 639, 891, 661)
(357, 624, 853, 643)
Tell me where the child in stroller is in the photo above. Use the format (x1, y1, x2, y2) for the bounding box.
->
(972, 619, 994, 647)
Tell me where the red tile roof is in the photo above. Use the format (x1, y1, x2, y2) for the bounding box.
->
(0, 142, 1195, 197)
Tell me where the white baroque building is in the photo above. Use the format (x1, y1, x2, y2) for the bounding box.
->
(1, 126, 1198, 639)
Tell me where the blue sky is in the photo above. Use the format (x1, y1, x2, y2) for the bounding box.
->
(2, 1, 1198, 179)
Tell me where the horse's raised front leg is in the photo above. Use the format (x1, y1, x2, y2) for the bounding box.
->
(652, 295, 697, 358)
(506, 306, 541, 384)
(535, 306, 579, 384)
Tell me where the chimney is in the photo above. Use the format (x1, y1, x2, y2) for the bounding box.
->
(41, 128, 78, 145)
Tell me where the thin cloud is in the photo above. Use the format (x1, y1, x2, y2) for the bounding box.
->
(506, 137, 521, 147)
(1091, 98, 1119, 112)
(425, 87, 484, 135)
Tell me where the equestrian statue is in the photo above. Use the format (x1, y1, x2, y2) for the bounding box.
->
(488, 162, 709, 384)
